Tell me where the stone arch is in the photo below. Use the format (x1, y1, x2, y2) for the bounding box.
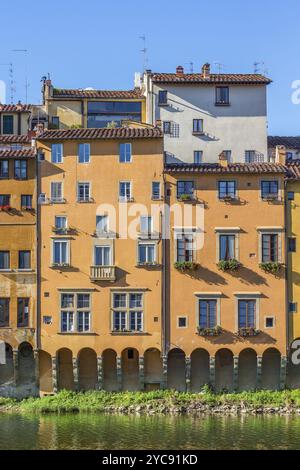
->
(167, 348, 186, 391)
(57, 348, 74, 391)
(39, 350, 53, 394)
(215, 348, 234, 392)
(18, 342, 35, 386)
(287, 339, 300, 389)
(262, 348, 281, 390)
(78, 348, 97, 391)
(191, 348, 210, 392)
(102, 349, 118, 391)
(121, 348, 140, 391)
(238, 348, 257, 391)
(0, 343, 14, 387)
(144, 348, 163, 390)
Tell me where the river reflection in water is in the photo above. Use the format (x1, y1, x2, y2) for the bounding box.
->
(0, 413, 300, 450)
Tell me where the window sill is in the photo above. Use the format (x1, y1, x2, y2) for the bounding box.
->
(158, 102, 168, 107)
(215, 102, 231, 107)
(192, 131, 205, 136)
(50, 199, 66, 204)
(0, 269, 12, 273)
(77, 199, 94, 204)
(111, 331, 149, 336)
(151, 197, 164, 201)
(119, 198, 135, 203)
(58, 332, 98, 336)
(138, 232, 160, 240)
(136, 263, 161, 268)
(15, 269, 35, 273)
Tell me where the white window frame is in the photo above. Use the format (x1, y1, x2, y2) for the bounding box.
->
(152, 181, 161, 200)
(215, 228, 240, 262)
(60, 292, 91, 333)
(234, 293, 260, 331)
(119, 181, 132, 202)
(137, 241, 157, 265)
(78, 143, 90, 164)
(50, 181, 63, 203)
(94, 245, 112, 266)
(195, 293, 222, 328)
(119, 143, 132, 163)
(51, 143, 63, 164)
(111, 291, 144, 332)
(77, 181, 91, 202)
(52, 239, 70, 266)
(257, 227, 284, 263)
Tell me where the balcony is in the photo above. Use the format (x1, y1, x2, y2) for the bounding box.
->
(90, 265, 116, 281)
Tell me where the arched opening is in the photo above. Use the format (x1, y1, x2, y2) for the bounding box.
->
(121, 348, 139, 391)
(167, 348, 186, 391)
(102, 349, 118, 391)
(57, 348, 74, 391)
(287, 339, 300, 389)
(144, 348, 162, 390)
(262, 348, 281, 390)
(238, 348, 257, 391)
(39, 350, 53, 394)
(18, 342, 35, 386)
(191, 349, 210, 392)
(215, 348, 234, 392)
(0, 343, 14, 387)
(78, 348, 97, 391)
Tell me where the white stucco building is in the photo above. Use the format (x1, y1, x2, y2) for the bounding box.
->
(142, 64, 271, 164)
(268, 136, 300, 162)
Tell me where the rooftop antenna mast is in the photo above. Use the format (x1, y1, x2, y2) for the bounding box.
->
(0, 63, 15, 103)
(12, 49, 29, 103)
(185, 61, 194, 73)
(139, 35, 148, 72)
(213, 62, 224, 74)
(254, 61, 268, 75)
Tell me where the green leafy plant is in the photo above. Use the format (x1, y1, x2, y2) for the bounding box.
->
(197, 326, 222, 336)
(217, 259, 240, 272)
(178, 193, 193, 201)
(70, 124, 83, 129)
(259, 262, 283, 275)
(174, 261, 199, 272)
(238, 327, 260, 337)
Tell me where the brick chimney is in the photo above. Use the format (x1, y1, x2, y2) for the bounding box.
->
(219, 151, 228, 167)
(176, 65, 184, 76)
(202, 63, 211, 79)
(275, 145, 286, 164)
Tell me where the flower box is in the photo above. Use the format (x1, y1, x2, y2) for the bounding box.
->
(217, 259, 240, 272)
(0, 205, 12, 211)
(197, 326, 222, 337)
(174, 261, 199, 272)
(178, 194, 194, 202)
(238, 327, 260, 337)
(259, 262, 283, 275)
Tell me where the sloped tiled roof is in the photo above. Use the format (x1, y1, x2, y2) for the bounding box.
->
(52, 88, 144, 99)
(38, 127, 163, 140)
(0, 148, 35, 159)
(268, 136, 300, 149)
(165, 163, 286, 174)
(285, 162, 300, 179)
(0, 135, 31, 144)
(151, 73, 272, 85)
(0, 104, 31, 112)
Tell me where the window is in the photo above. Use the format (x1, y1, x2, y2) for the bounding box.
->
(51, 182, 63, 202)
(0, 195, 10, 208)
(3, 115, 14, 134)
(0, 160, 9, 178)
(261, 181, 278, 200)
(78, 143, 90, 163)
(119, 181, 132, 201)
(18, 251, 31, 269)
(177, 181, 194, 198)
(265, 317, 274, 328)
(17, 298, 29, 327)
(0, 299, 9, 327)
(194, 151, 203, 164)
(152, 182, 161, 200)
(218, 181, 236, 199)
(51, 143, 63, 163)
(199, 300, 217, 328)
(222, 150, 232, 162)
(51, 116, 60, 129)
(87, 101, 142, 128)
(288, 192, 295, 201)
(262, 234, 278, 262)
(0, 251, 10, 270)
(286, 152, 293, 160)
(140, 216, 153, 234)
(289, 302, 298, 313)
(112, 292, 143, 332)
(245, 150, 256, 163)
(55, 216, 67, 230)
(43, 316, 52, 325)
(238, 300, 256, 328)
(119, 143, 132, 163)
(163, 121, 171, 134)
(77, 182, 91, 202)
(21, 195, 33, 210)
(138, 243, 156, 264)
(219, 234, 235, 261)
(60, 293, 90, 333)
(96, 215, 109, 233)
(14, 160, 27, 179)
(288, 237, 296, 253)
(158, 90, 168, 105)
(53, 239, 69, 265)
(216, 86, 230, 105)
(95, 246, 111, 265)
(178, 317, 187, 328)
(193, 119, 204, 134)
(176, 233, 194, 262)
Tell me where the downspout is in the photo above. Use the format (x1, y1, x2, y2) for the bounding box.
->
(284, 177, 290, 360)
(35, 144, 41, 350)
(161, 152, 167, 356)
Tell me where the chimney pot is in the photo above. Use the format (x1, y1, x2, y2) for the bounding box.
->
(176, 65, 184, 75)
(275, 145, 286, 165)
(202, 63, 211, 79)
(219, 151, 228, 167)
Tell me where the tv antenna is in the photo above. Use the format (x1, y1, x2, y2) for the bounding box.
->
(185, 62, 194, 73)
(0, 63, 15, 103)
(12, 49, 29, 103)
(139, 35, 148, 72)
(213, 62, 224, 74)
(254, 61, 268, 75)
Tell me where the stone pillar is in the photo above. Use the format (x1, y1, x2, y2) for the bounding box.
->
(233, 356, 239, 391)
(185, 356, 191, 392)
(257, 355, 262, 389)
(139, 356, 145, 391)
(209, 356, 215, 390)
(280, 356, 287, 390)
(12, 349, 18, 386)
(162, 355, 168, 389)
(33, 349, 40, 389)
(72, 357, 79, 391)
(51, 356, 58, 393)
(97, 356, 103, 390)
(116, 356, 122, 391)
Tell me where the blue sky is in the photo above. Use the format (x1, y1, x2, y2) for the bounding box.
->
(0, 0, 299, 135)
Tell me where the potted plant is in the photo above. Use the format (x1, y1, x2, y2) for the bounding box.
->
(197, 326, 222, 337)
(174, 261, 199, 272)
(178, 193, 193, 201)
(217, 259, 240, 272)
(259, 262, 283, 275)
(238, 327, 260, 337)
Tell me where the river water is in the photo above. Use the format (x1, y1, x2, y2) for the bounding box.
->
(0, 413, 300, 450)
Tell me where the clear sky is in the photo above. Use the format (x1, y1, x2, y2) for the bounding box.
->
(0, 0, 299, 135)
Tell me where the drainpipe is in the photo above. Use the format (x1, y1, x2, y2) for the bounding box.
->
(161, 153, 167, 357)
(35, 145, 41, 350)
(284, 178, 290, 360)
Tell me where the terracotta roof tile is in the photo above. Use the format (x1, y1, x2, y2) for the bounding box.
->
(151, 73, 271, 85)
(165, 163, 286, 174)
(0, 135, 31, 144)
(53, 88, 144, 99)
(0, 148, 35, 159)
(0, 104, 31, 112)
(268, 136, 300, 149)
(286, 162, 300, 179)
(38, 127, 163, 140)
